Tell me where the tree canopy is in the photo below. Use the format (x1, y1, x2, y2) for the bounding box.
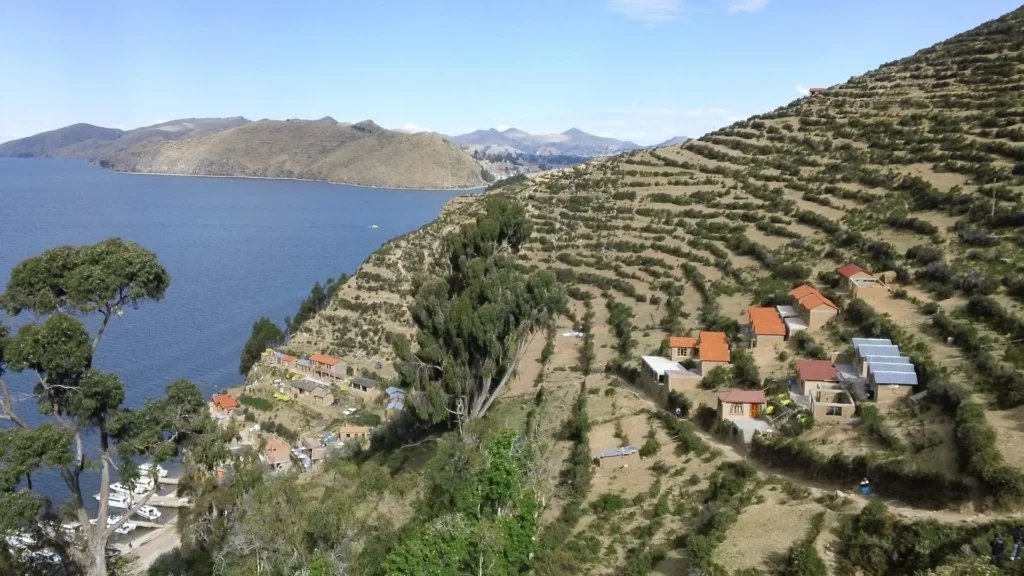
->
(238, 317, 286, 375)
(396, 197, 565, 425)
(0, 239, 218, 576)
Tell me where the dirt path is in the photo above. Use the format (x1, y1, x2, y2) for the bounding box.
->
(124, 523, 180, 574)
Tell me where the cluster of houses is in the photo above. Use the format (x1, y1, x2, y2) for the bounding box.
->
(748, 284, 839, 348)
(639, 331, 731, 403)
(260, 426, 374, 473)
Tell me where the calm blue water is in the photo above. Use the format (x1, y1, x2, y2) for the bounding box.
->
(0, 158, 468, 505)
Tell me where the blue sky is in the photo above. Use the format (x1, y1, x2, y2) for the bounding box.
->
(1, 0, 1020, 145)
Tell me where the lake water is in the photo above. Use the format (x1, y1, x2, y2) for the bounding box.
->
(0, 158, 468, 505)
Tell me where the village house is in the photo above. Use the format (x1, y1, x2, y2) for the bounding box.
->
(852, 338, 901, 376)
(668, 336, 698, 363)
(210, 394, 239, 417)
(349, 376, 379, 395)
(385, 387, 406, 419)
(301, 436, 327, 464)
(716, 390, 771, 443)
(640, 355, 702, 401)
(777, 304, 807, 339)
(280, 354, 297, 371)
(262, 436, 292, 472)
(748, 307, 786, 348)
(868, 362, 918, 407)
(337, 425, 372, 442)
(808, 87, 825, 95)
(311, 386, 335, 406)
(310, 353, 346, 383)
(838, 263, 886, 299)
(295, 358, 314, 376)
(794, 359, 855, 421)
(698, 331, 731, 375)
(790, 285, 839, 331)
(595, 445, 640, 468)
(288, 379, 319, 399)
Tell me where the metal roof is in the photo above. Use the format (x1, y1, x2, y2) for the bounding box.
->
(641, 356, 685, 377)
(855, 345, 901, 358)
(872, 371, 919, 386)
(863, 355, 910, 365)
(386, 399, 405, 411)
(852, 338, 893, 348)
(296, 359, 313, 367)
(776, 305, 800, 319)
(784, 316, 808, 331)
(292, 379, 319, 392)
(599, 445, 639, 458)
(868, 362, 916, 374)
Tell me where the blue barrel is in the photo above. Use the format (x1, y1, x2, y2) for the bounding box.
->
(860, 484, 872, 496)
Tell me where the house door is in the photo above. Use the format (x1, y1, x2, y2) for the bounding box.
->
(749, 403, 760, 418)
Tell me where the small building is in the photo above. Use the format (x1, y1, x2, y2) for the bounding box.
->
(809, 88, 825, 95)
(311, 387, 335, 406)
(210, 393, 239, 416)
(337, 426, 372, 441)
(698, 331, 731, 375)
(310, 353, 345, 382)
(868, 364, 918, 407)
(811, 388, 856, 421)
(640, 355, 702, 402)
(748, 307, 786, 348)
(852, 340, 901, 377)
(790, 285, 839, 331)
(386, 398, 406, 419)
(794, 359, 841, 396)
(263, 436, 292, 472)
(838, 264, 886, 299)
(717, 389, 767, 421)
(288, 379, 319, 399)
(301, 436, 327, 463)
(295, 358, 313, 376)
(596, 445, 640, 468)
(350, 377, 378, 394)
(668, 336, 698, 363)
(261, 349, 278, 365)
(385, 386, 406, 401)
(280, 354, 297, 370)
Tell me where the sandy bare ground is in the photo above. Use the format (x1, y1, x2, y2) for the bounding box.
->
(125, 523, 179, 574)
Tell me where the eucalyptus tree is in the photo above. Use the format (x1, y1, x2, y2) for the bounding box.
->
(396, 197, 565, 427)
(0, 238, 219, 576)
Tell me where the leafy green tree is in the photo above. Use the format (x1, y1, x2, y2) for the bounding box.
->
(238, 317, 286, 374)
(397, 197, 565, 425)
(0, 238, 218, 576)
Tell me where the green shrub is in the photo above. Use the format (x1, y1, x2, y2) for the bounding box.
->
(239, 394, 273, 411)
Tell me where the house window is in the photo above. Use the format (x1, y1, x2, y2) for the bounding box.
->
(826, 406, 842, 416)
(729, 404, 743, 415)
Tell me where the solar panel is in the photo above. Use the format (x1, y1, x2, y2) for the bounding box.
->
(873, 371, 919, 385)
(868, 362, 916, 374)
(852, 337, 893, 348)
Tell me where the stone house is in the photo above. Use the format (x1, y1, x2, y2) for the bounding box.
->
(311, 387, 335, 406)
(337, 426, 372, 442)
(748, 307, 786, 348)
(838, 263, 887, 299)
(790, 285, 839, 331)
(698, 331, 731, 375)
(794, 359, 841, 396)
(668, 336, 698, 363)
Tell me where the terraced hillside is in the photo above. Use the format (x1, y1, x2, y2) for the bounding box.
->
(281, 8, 1024, 574)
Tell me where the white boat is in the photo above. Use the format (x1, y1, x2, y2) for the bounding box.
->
(109, 482, 130, 494)
(135, 506, 162, 521)
(94, 492, 133, 509)
(139, 462, 169, 478)
(130, 477, 155, 494)
(114, 521, 137, 535)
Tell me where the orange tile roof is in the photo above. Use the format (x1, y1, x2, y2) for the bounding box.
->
(698, 331, 730, 363)
(790, 285, 838, 310)
(211, 394, 238, 410)
(310, 353, 340, 366)
(669, 336, 698, 349)
(748, 307, 786, 336)
(281, 354, 297, 363)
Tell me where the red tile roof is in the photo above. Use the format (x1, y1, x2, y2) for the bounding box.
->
(211, 394, 238, 410)
(281, 354, 297, 363)
(310, 353, 340, 366)
(669, 336, 698, 349)
(837, 263, 869, 279)
(717, 389, 767, 404)
(795, 359, 840, 382)
(698, 331, 731, 363)
(748, 307, 786, 336)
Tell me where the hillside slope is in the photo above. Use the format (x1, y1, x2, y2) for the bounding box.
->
(450, 126, 641, 156)
(285, 7, 1024, 573)
(0, 123, 123, 157)
(48, 117, 251, 161)
(99, 118, 487, 189)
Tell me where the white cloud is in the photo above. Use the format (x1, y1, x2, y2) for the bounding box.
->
(399, 122, 431, 133)
(726, 0, 769, 13)
(795, 85, 810, 97)
(607, 0, 682, 24)
(495, 124, 512, 131)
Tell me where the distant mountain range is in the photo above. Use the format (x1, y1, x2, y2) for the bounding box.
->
(651, 135, 691, 148)
(0, 117, 486, 189)
(449, 127, 642, 157)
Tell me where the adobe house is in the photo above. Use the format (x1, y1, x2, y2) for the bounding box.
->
(716, 389, 771, 443)
(748, 307, 786, 348)
(640, 355, 701, 401)
(295, 358, 314, 376)
(280, 354, 297, 371)
(794, 359, 841, 396)
(311, 387, 335, 406)
(301, 436, 327, 463)
(210, 394, 239, 416)
(838, 263, 886, 299)
(310, 353, 346, 382)
(288, 379, 319, 399)
(668, 336, 698, 363)
(698, 331, 731, 375)
(811, 388, 856, 421)
(350, 376, 379, 395)
(596, 445, 640, 468)
(868, 362, 918, 407)
(790, 285, 839, 331)
(337, 425, 372, 442)
(263, 436, 292, 472)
